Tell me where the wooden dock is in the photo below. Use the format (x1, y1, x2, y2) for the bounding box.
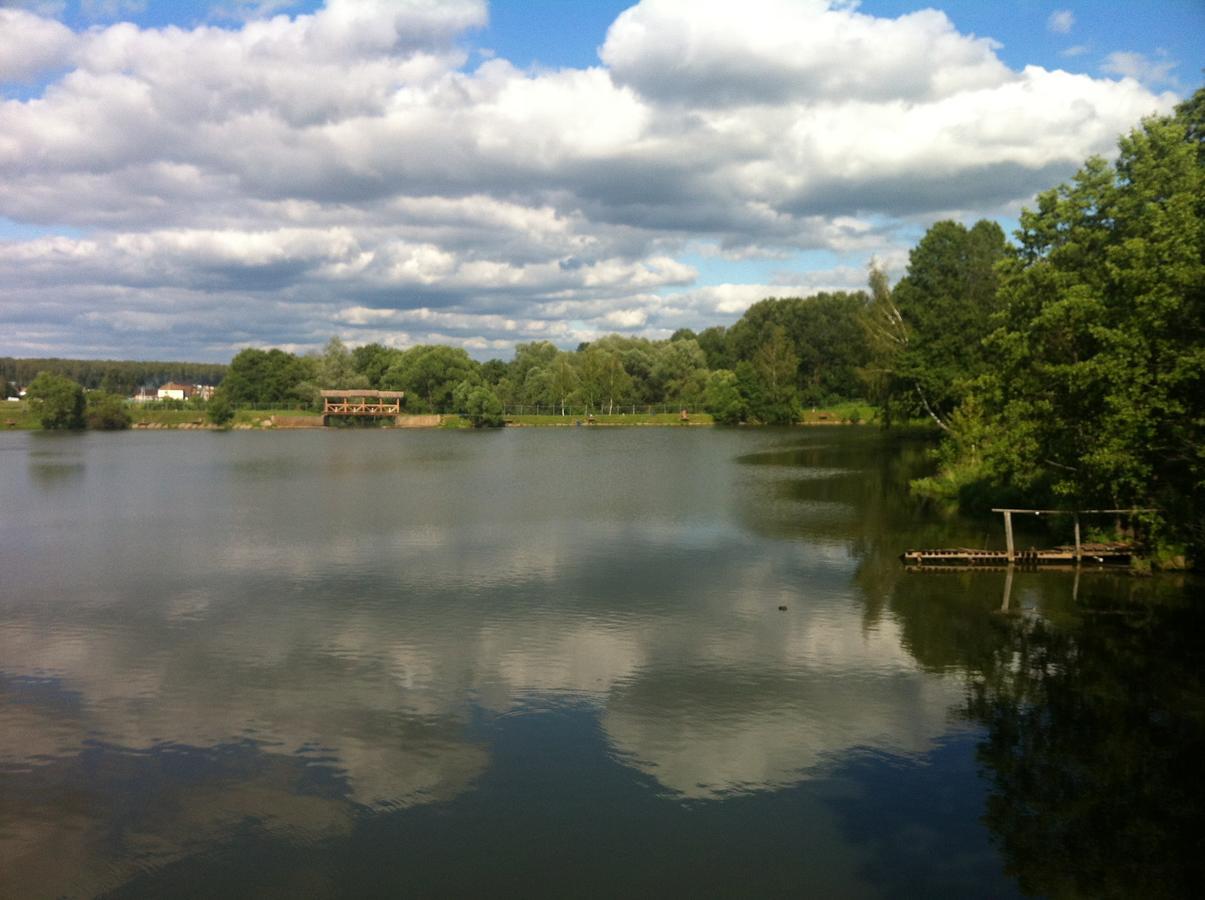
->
(900, 507, 1151, 568)
(899, 542, 1134, 567)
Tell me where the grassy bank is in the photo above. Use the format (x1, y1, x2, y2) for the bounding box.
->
(1, 401, 39, 429)
(505, 411, 715, 426)
(799, 401, 875, 424)
(5, 401, 880, 431)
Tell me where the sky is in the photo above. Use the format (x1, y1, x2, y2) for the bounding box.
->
(0, 1, 1200, 362)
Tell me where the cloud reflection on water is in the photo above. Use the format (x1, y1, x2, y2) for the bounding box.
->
(0, 427, 967, 896)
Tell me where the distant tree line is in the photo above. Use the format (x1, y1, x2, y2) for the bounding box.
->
(0, 358, 227, 396)
(213, 291, 874, 426)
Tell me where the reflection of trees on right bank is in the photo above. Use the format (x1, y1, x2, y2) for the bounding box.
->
(742, 431, 1205, 896)
(960, 576, 1205, 899)
(879, 562, 1204, 898)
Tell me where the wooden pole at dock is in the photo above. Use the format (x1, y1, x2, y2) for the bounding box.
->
(1073, 514, 1082, 564)
(1003, 510, 1015, 563)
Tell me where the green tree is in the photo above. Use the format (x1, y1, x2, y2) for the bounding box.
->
(858, 262, 909, 426)
(744, 325, 800, 424)
(207, 389, 235, 426)
(727, 293, 871, 404)
(454, 380, 505, 427)
(546, 352, 579, 415)
(978, 96, 1204, 553)
(704, 369, 746, 424)
(318, 336, 366, 389)
(651, 338, 707, 404)
(382, 345, 478, 412)
(696, 325, 731, 371)
(26, 372, 85, 429)
(575, 347, 632, 414)
(919, 89, 1205, 557)
(85, 392, 131, 430)
(351, 343, 400, 388)
(885, 219, 1009, 429)
(221, 348, 315, 406)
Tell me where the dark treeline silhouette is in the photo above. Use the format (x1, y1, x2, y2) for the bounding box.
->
(1, 357, 227, 397)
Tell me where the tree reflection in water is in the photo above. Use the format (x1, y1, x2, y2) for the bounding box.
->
(963, 576, 1205, 899)
(752, 431, 1205, 897)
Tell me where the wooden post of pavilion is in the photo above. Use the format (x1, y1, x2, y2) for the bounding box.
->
(1002, 510, 1015, 563)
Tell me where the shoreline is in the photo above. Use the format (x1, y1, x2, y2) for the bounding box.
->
(5, 418, 875, 432)
(5, 403, 878, 431)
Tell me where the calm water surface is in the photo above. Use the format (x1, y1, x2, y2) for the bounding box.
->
(0, 427, 1200, 898)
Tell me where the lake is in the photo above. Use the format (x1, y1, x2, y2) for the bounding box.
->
(0, 426, 1200, 898)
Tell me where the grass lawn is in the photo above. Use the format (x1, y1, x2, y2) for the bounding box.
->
(5, 400, 880, 432)
(799, 401, 876, 424)
(1, 401, 39, 429)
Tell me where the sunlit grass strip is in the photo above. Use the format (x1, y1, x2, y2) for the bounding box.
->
(505, 412, 715, 426)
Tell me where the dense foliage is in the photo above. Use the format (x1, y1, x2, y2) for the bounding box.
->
(26, 372, 86, 429)
(85, 392, 132, 430)
(908, 88, 1204, 562)
(861, 221, 1008, 428)
(202, 298, 875, 424)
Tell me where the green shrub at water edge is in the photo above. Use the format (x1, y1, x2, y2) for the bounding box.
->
(85, 392, 131, 430)
(26, 372, 85, 430)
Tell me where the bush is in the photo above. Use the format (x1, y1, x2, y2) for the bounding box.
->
(26, 372, 85, 429)
(462, 385, 504, 427)
(207, 390, 235, 426)
(86, 392, 131, 430)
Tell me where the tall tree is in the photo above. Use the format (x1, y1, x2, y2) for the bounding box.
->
(884, 219, 1009, 429)
(651, 338, 708, 404)
(319, 336, 365, 388)
(743, 324, 800, 424)
(576, 347, 632, 414)
(858, 262, 909, 426)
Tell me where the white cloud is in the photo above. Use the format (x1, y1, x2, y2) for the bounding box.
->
(601, 0, 1011, 105)
(1101, 50, 1179, 88)
(0, 8, 76, 81)
(0, 0, 1179, 360)
(1047, 9, 1075, 34)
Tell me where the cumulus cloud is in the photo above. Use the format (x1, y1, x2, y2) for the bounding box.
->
(0, 0, 1178, 360)
(601, 0, 1011, 105)
(0, 7, 76, 81)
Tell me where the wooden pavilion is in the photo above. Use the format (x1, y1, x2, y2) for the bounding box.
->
(320, 389, 406, 424)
